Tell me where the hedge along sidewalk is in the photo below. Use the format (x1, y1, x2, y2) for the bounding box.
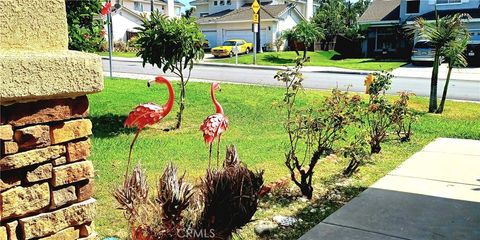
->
(300, 138, 480, 240)
(100, 56, 480, 81)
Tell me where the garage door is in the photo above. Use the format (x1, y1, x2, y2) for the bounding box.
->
(224, 29, 267, 47)
(203, 30, 217, 48)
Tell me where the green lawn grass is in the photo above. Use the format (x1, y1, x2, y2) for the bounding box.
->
(211, 51, 407, 71)
(96, 51, 138, 58)
(90, 78, 480, 239)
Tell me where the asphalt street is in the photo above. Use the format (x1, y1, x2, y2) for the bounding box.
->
(103, 59, 480, 101)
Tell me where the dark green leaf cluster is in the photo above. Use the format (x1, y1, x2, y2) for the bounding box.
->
(65, 0, 105, 52)
(135, 11, 205, 74)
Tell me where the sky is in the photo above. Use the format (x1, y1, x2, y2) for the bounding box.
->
(180, 0, 360, 12)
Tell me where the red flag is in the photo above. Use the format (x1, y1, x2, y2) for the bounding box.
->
(101, 2, 112, 16)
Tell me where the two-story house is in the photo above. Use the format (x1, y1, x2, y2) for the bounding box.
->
(359, 0, 480, 58)
(109, 0, 184, 42)
(191, 0, 318, 49)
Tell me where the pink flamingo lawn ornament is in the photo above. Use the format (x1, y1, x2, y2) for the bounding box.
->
(124, 76, 174, 179)
(200, 82, 229, 168)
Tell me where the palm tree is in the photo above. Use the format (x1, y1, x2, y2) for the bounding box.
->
(409, 13, 470, 113)
(436, 38, 469, 113)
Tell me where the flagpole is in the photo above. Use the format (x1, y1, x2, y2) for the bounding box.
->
(107, 0, 113, 79)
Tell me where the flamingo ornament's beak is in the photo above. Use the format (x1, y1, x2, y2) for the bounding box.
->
(147, 79, 155, 87)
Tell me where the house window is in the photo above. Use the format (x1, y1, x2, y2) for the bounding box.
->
(406, 0, 420, 14)
(375, 28, 395, 50)
(214, 1, 218, 5)
(220, 0, 224, 5)
(436, 0, 461, 4)
(133, 2, 144, 12)
(227, 0, 231, 5)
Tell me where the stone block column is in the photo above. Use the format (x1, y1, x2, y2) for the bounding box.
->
(0, 0, 103, 239)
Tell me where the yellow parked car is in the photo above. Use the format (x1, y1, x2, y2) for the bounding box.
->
(211, 39, 253, 58)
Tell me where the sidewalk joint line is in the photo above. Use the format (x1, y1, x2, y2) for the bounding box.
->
(387, 173, 480, 187)
(420, 150, 480, 157)
(322, 222, 413, 240)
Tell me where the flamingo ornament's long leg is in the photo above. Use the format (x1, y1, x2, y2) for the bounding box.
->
(216, 134, 222, 168)
(208, 143, 213, 169)
(125, 129, 142, 181)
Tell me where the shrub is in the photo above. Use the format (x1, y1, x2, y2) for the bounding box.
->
(274, 37, 284, 52)
(342, 132, 369, 177)
(283, 21, 324, 59)
(275, 59, 360, 198)
(391, 92, 417, 142)
(65, 0, 105, 52)
(114, 145, 263, 239)
(114, 41, 128, 52)
(136, 11, 205, 129)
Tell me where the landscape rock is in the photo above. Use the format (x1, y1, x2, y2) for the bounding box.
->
(0, 125, 13, 140)
(19, 198, 96, 239)
(76, 179, 95, 201)
(79, 222, 95, 237)
(51, 185, 77, 208)
(1, 97, 89, 127)
(52, 161, 94, 187)
(273, 215, 298, 227)
(14, 125, 50, 150)
(0, 145, 65, 171)
(50, 119, 92, 144)
(254, 220, 278, 235)
(0, 226, 7, 240)
(52, 156, 67, 166)
(6, 220, 19, 240)
(26, 163, 53, 183)
(2, 141, 19, 155)
(1, 183, 50, 220)
(66, 138, 91, 162)
(39, 227, 79, 240)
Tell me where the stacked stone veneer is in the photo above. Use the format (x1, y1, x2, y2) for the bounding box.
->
(0, 97, 96, 239)
(0, 0, 103, 239)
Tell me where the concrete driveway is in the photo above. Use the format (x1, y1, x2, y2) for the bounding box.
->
(299, 138, 480, 240)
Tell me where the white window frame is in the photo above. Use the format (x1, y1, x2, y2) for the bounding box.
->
(436, 0, 461, 5)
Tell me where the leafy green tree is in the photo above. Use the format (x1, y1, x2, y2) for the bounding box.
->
(284, 21, 324, 59)
(182, 7, 196, 19)
(136, 12, 205, 129)
(313, 0, 346, 49)
(436, 37, 469, 113)
(65, 0, 105, 52)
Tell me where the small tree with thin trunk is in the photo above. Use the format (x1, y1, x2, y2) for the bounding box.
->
(136, 11, 205, 129)
(436, 37, 469, 113)
(408, 13, 469, 113)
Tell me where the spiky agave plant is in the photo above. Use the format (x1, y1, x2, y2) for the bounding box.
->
(156, 163, 194, 238)
(198, 145, 264, 239)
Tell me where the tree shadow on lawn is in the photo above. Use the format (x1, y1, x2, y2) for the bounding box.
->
(257, 173, 367, 240)
(263, 55, 296, 65)
(91, 114, 136, 138)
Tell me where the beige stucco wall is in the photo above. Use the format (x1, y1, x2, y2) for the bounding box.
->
(0, 0, 104, 105)
(0, 51, 104, 105)
(0, 0, 68, 51)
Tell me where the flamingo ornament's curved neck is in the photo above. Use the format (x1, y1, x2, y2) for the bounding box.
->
(163, 80, 175, 114)
(211, 85, 223, 114)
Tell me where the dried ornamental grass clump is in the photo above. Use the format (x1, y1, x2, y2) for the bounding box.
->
(114, 145, 263, 240)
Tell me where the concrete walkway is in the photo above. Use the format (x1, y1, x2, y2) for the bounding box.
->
(299, 138, 480, 240)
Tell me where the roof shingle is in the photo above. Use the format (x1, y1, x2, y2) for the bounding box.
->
(358, 0, 400, 23)
(197, 4, 294, 24)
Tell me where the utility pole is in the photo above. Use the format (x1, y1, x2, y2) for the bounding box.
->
(256, 0, 262, 53)
(252, 0, 260, 64)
